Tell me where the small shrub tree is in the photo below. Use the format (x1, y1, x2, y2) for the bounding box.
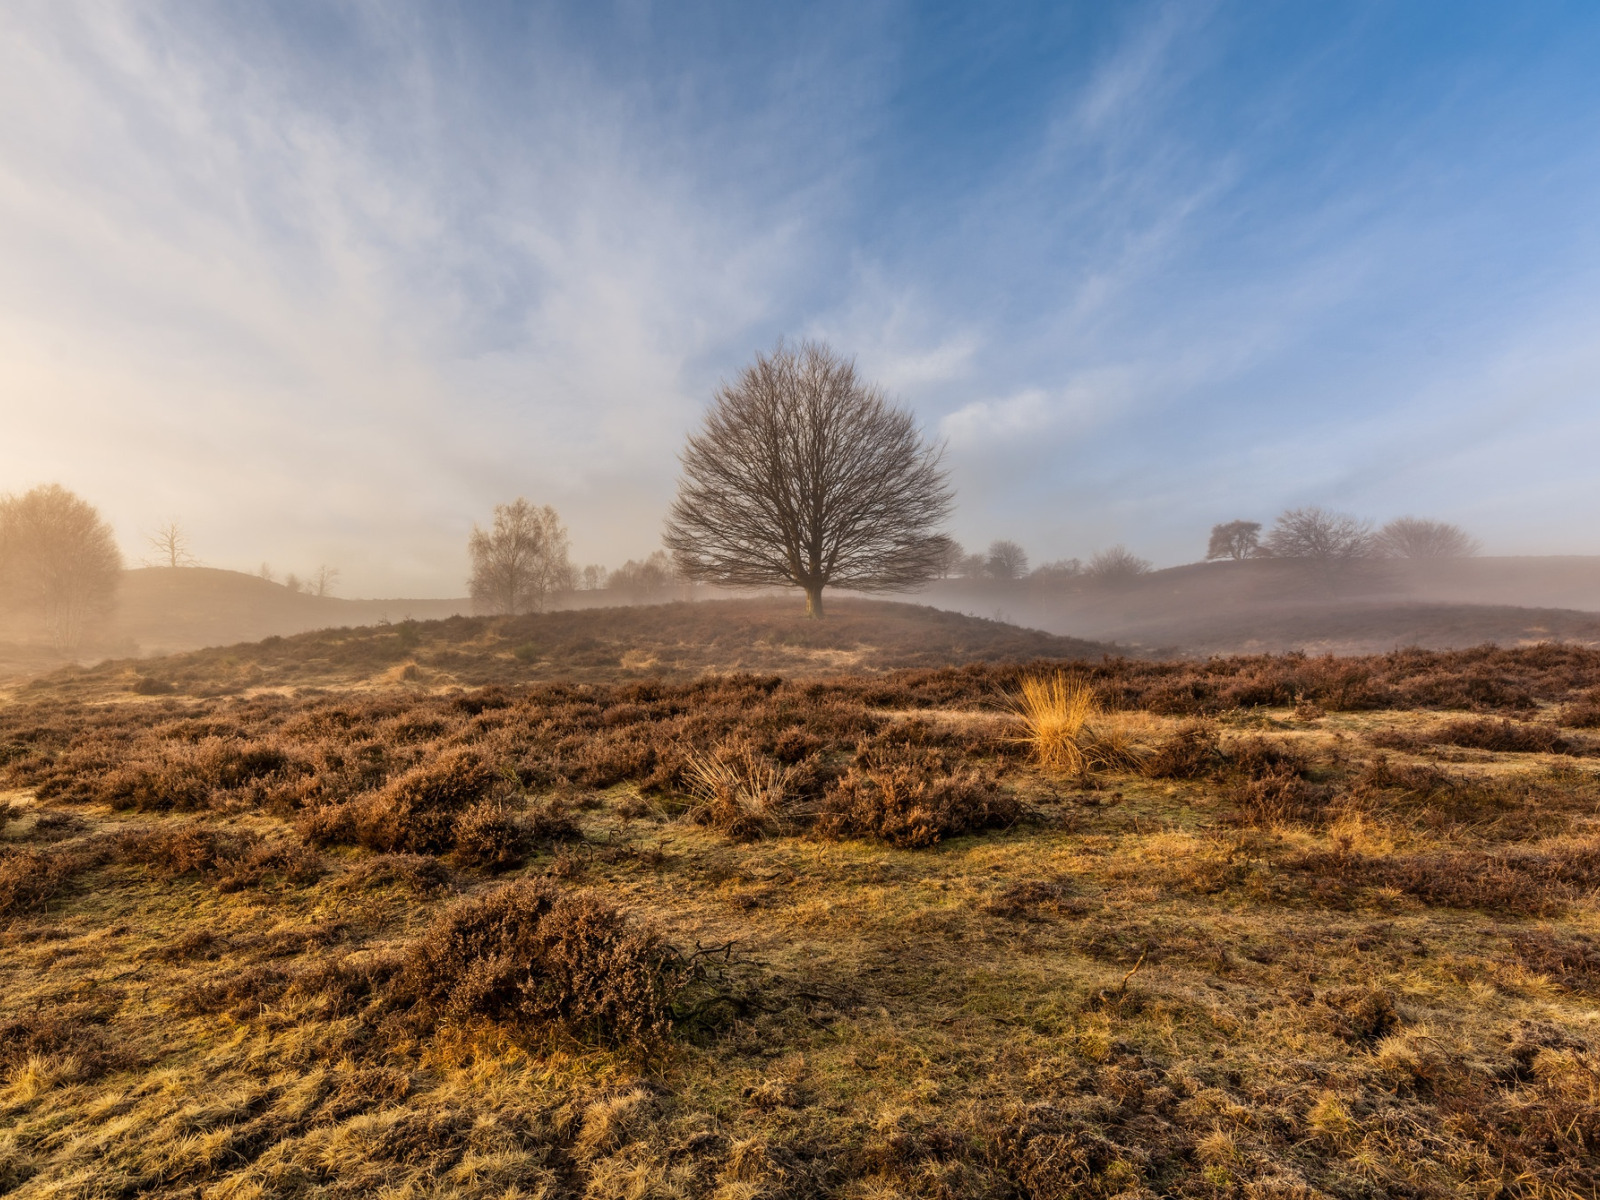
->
(1206, 521, 1261, 561)
(468, 499, 572, 615)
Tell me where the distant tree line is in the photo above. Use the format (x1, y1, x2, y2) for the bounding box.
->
(1206, 509, 1480, 562)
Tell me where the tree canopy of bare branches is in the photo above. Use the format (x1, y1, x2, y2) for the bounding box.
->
(986, 539, 1029, 581)
(664, 340, 953, 617)
(1263, 507, 1375, 561)
(1376, 517, 1480, 559)
(146, 520, 197, 568)
(468, 499, 572, 615)
(0, 484, 123, 653)
(1206, 520, 1261, 561)
(1085, 544, 1153, 583)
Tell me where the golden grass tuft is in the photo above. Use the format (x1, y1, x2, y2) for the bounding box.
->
(1007, 672, 1136, 774)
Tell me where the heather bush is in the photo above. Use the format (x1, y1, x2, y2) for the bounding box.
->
(117, 823, 324, 891)
(394, 878, 679, 1046)
(817, 738, 1014, 849)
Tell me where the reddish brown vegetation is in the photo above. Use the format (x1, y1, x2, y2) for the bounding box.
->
(395, 878, 679, 1047)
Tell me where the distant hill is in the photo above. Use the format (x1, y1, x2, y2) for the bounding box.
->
(110, 567, 472, 654)
(21, 597, 1119, 699)
(915, 556, 1600, 654)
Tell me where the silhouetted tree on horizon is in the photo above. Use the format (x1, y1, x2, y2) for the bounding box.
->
(986, 539, 1029, 581)
(1206, 520, 1261, 561)
(664, 340, 953, 618)
(146, 520, 197, 568)
(1264, 507, 1375, 561)
(1085, 544, 1152, 583)
(0, 484, 122, 654)
(1376, 517, 1480, 559)
(468, 499, 572, 615)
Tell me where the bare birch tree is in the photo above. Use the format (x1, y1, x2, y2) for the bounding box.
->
(0, 484, 123, 653)
(146, 520, 197, 568)
(664, 340, 953, 618)
(468, 499, 572, 615)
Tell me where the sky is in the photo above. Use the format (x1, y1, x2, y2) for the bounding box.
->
(3, 1, 1600, 596)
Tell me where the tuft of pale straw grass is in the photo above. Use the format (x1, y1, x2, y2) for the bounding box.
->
(1007, 673, 1139, 774)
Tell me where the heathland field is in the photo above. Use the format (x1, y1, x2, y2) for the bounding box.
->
(2, 604, 1599, 1198)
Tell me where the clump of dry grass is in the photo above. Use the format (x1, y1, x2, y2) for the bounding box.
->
(682, 742, 796, 840)
(1008, 673, 1096, 773)
(1006, 673, 1137, 775)
(394, 877, 681, 1047)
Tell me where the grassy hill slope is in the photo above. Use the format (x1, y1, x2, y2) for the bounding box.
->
(20, 597, 1118, 700)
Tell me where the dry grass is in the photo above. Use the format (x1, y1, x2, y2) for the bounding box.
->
(3, 637, 1600, 1196)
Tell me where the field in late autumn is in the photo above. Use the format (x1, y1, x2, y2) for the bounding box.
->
(2, 601, 1599, 1198)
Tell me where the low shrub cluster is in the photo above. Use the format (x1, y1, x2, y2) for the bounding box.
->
(296, 749, 567, 868)
(1291, 838, 1600, 915)
(817, 737, 1014, 849)
(117, 823, 323, 891)
(394, 878, 680, 1047)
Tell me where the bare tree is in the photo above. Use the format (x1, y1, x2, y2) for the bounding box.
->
(284, 572, 303, 594)
(1031, 557, 1083, 580)
(0, 484, 123, 653)
(578, 564, 609, 591)
(1085, 545, 1152, 583)
(1376, 517, 1480, 559)
(608, 551, 678, 599)
(664, 340, 953, 618)
(1206, 520, 1261, 561)
(468, 499, 572, 615)
(934, 538, 966, 579)
(258, 563, 274, 583)
(146, 520, 197, 568)
(1263, 507, 1375, 561)
(986, 539, 1030, 581)
(312, 564, 340, 597)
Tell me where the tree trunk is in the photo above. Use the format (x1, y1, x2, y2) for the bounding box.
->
(804, 583, 825, 619)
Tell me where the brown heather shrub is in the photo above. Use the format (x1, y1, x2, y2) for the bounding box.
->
(449, 799, 532, 870)
(817, 738, 1015, 849)
(1141, 721, 1221, 779)
(1220, 737, 1325, 827)
(1562, 687, 1600, 728)
(0, 844, 105, 917)
(98, 737, 309, 812)
(117, 823, 324, 891)
(337, 853, 454, 895)
(1507, 930, 1600, 994)
(1431, 717, 1576, 755)
(1293, 839, 1600, 915)
(299, 748, 515, 861)
(394, 878, 679, 1047)
(0, 1007, 130, 1080)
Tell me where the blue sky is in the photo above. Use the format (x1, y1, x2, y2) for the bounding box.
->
(3, 2, 1599, 594)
